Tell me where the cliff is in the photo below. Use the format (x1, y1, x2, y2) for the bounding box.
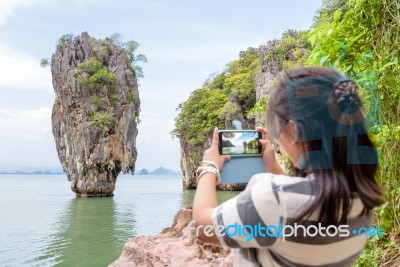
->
(109, 205, 233, 267)
(255, 30, 311, 175)
(255, 30, 310, 106)
(51, 32, 140, 197)
(175, 48, 259, 191)
(179, 96, 251, 191)
(176, 32, 310, 189)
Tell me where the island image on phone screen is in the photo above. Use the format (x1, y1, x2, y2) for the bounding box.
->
(219, 130, 262, 156)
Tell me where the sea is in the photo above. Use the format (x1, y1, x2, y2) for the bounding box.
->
(0, 174, 238, 267)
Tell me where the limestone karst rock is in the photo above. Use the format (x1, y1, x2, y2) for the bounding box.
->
(51, 32, 140, 196)
(179, 95, 250, 191)
(178, 32, 309, 188)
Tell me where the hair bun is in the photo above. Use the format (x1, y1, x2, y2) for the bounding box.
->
(332, 79, 361, 112)
(327, 79, 364, 126)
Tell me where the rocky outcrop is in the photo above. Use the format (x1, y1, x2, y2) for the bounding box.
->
(178, 31, 310, 189)
(179, 94, 251, 191)
(256, 30, 310, 106)
(255, 30, 310, 175)
(180, 138, 206, 189)
(109, 205, 233, 267)
(51, 32, 140, 196)
(254, 40, 282, 126)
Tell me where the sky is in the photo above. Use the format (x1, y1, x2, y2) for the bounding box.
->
(222, 131, 259, 146)
(0, 0, 323, 171)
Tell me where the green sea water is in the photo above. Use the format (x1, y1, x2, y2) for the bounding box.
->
(0, 174, 238, 266)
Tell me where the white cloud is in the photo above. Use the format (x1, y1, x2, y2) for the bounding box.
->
(0, 107, 52, 139)
(0, 0, 53, 91)
(0, 0, 109, 26)
(0, 42, 52, 91)
(137, 114, 176, 144)
(135, 113, 180, 170)
(0, 0, 39, 26)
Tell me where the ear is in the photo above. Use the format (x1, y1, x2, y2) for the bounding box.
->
(288, 120, 299, 143)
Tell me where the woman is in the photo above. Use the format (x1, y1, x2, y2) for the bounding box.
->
(192, 67, 383, 266)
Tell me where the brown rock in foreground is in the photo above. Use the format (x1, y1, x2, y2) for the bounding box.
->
(109, 205, 233, 267)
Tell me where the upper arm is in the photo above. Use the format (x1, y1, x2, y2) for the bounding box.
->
(193, 207, 221, 244)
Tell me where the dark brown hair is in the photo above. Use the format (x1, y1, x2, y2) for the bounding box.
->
(266, 66, 383, 225)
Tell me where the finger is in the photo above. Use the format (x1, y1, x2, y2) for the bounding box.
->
(259, 139, 268, 157)
(223, 155, 231, 162)
(211, 127, 219, 149)
(259, 139, 273, 150)
(259, 139, 268, 145)
(256, 127, 271, 141)
(256, 126, 268, 134)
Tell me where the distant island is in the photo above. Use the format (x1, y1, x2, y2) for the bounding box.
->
(135, 167, 181, 175)
(0, 165, 64, 174)
(0, 165, 181, 175)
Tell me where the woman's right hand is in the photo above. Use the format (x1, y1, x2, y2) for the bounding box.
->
(256, 127, 285, 174)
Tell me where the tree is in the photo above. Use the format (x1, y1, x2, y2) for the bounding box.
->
(124, 40, 148, 78)
(109, 32, 124, 47)
(173, 87, 228, 145)
(40, 58, 49, 68)
(109, 33, 148, 78)
(58, 33, 74, 45)
(173, 47, 260, 146)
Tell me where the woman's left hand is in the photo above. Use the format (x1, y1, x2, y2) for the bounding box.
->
(202, 127, 230, 171)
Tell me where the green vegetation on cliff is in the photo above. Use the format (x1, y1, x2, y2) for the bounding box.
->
(78, 57, 118, 91)
(262, 30, 311, 70)
(309, 0, 400, 265)
(174, 88, 227, 145)
(43, 33, 146, 129)
(76, 56, 118, 127)
(110, 32, 148, 78)
(173, 47, 259, 145)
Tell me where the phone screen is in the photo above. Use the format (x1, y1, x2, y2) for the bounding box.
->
(218, 130, 262, 156)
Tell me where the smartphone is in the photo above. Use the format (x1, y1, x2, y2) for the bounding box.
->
(218, 130, 262, 156)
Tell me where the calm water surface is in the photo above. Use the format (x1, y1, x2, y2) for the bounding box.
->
(0, 174, 238, 267)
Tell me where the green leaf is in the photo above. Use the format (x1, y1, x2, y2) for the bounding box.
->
(309, 34, 317, 47)
(348, 31, 366, 46)
(320, 56, 328, 66)
(333, 10, 342, 22)
(378, 57, 399, 72)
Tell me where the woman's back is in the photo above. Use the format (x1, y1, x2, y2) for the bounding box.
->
(213, 173, 373, 266)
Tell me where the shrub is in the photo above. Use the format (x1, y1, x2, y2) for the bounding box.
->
(40, 58, 50, 68)
(108, 92, 119, 105)
(77, 74, 89, 89)
(58, 33, 74, 46)
(79, 57, 103, 75)
(128, 90, 137, 102)
(88, 68, 117, 91)
(91, 97, 103, 106)
(88, 111, 112, 127)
